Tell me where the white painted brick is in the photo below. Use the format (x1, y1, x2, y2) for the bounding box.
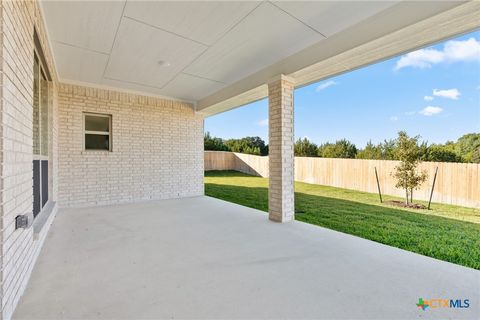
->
(268, 77, 295, 223)
(58, 83, 204, 208)
(0, 1, 59, 319)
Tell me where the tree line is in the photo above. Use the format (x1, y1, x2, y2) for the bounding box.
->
(204, 132, 268, 156)
(204, 131, 480, 163)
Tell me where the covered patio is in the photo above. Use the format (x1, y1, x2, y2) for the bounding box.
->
(14, 196, 479, 319)
(1, 1, 480, 318)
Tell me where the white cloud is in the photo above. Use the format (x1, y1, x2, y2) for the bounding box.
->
(423, 95, 434, 101)
(257, 118, 268, 126)
(419, 106, 443, 116)
(433, 88, 460, 100)
(394, 37, 480, 70)
(444, 37, 480, 61)
(315, 80, 337, 91)
(395, 49, 444, 70)
(390, 116, 399, 121)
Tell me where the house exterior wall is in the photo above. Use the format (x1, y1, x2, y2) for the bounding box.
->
(57, 83, 204, 208)
(0, 1, 203, 318)
(0, 1, 59, 319)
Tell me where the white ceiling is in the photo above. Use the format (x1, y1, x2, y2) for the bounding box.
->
(183, 2, 324, 84)
(40, 0, 405, 103)
(271, 1, 396, 37)
(104, 17, 207, 89)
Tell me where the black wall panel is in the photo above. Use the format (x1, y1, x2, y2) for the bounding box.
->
(33, 160, 41, 217)
(41, 160, 48, 207)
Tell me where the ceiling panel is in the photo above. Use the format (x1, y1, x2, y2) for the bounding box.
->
(53, 42, 109, 84)
(104, 18, 207, 89)
(101, 77, 165, 97)
(160, 74, 226, 101)
(184, 2, 324, 84)
(41, 1, 125, 54)
(272, 1, 398, 37)
(124, 1, 260, 46)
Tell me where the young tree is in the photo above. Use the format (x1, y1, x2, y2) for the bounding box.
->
(294, 138, 318, 157)
(392, 131, 428, 205)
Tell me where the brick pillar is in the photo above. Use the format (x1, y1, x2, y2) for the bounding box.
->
(268, 75, 295, 222)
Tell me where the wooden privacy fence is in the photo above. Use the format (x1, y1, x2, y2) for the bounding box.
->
(204, 151, 480, 208)
(204, 151, 269, 177)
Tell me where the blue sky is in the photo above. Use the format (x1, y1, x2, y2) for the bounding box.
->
(205, 30, 480, 148)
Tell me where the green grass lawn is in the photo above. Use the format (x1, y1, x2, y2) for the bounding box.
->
(205, 170, 480, 270)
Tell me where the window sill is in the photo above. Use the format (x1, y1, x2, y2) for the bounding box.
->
(81, 150, 112, 155)
(32, 201, 56, 237)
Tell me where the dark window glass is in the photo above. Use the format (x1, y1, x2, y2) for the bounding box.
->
(85, 115, 109, 132)
(33, 160, 41, 217)
(85, 134, 109, 150)
(41, 160, 48, 207)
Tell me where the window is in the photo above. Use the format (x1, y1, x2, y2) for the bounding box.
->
(32, 29, 51, 218)
(33, 54, 49, 156)
(84, 113, 112, 151)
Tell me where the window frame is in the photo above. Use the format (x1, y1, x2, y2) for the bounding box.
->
(33, 50, 50, 160)
(83, 112, 112, 152)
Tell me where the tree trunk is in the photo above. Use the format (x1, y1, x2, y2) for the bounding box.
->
(410, 188, 413, 203)
(405, 188, 409, 205)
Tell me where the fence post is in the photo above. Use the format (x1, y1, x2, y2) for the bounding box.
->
(374, 166, 383, 203)
(428, 167, 438, 210)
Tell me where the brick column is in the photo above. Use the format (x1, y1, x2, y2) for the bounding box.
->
(268, 75, 295, 222)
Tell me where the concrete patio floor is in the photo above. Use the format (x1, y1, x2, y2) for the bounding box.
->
(14, 196, 479, 319)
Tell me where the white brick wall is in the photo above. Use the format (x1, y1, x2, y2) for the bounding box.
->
(268, 76, 295, 222)
(58, 83, 204, 208)
(0, 1, 59, 319)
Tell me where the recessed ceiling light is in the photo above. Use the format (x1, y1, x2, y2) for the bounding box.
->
(158, 60, 171, 67)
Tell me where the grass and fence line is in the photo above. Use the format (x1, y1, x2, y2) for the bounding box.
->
(205, 171, 480, 269)
(205, 151, 480, 208)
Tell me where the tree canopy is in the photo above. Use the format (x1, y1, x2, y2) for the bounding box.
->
(225, 136, 268, 156)
(205, 132, 480, 163)
(356, 140, 396, 160)
(204, 132, 229, 151)
(294, 138, 318, 157)
(204, 133, 268, 156)
(317, 139, 357, 159)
